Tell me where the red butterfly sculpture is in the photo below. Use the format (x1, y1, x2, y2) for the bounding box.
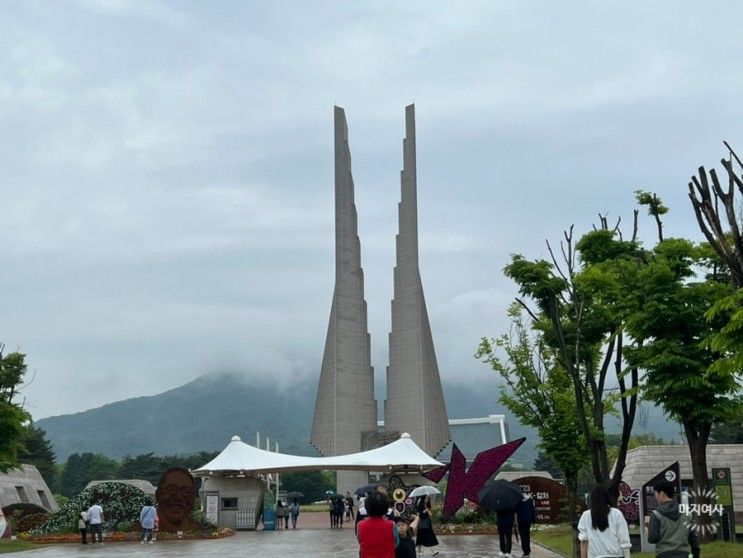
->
(424, 438, 526, 519)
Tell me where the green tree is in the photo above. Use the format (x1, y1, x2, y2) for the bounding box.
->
(635, 189, 668, 242)
(709, 408, 743, 444)
(119, 453, 163, 485)
(18, 423, 56, 485)
(0, 348, 31, 472)
(171, 451, 220, 471)
(622, 234, 741, 494)
(280, 470, 336, 503)
(59, 453, 120, 497)
(502, 222, 641, 494)
(118, 451, 220, 486)
(533, 452, 562, 479)
(477, 305, 589, 558)
(687, 146, 743, 441)
(605, 432, 666, 467)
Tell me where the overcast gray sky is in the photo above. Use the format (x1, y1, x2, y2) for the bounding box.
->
(3, 0, 742, 419)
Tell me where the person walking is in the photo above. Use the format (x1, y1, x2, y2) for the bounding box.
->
(646, 480, 699, 558)
(328, 496, 335, 528)
(415, 496, 439, 556)
(78, 510, 89, 545)
(139, 499, 157, 544)
(345, 491, 355, 521)
(495, 506, 516, 558)
(356, 493, 368, 534)
(357, 491, 397, 558)
(290, 498, 300, 529)
(87, 501, 104, 544)
(578, 485, 631, 558)
(334, 497, 345, 528)
(276, 500, 287, 530)
(516, 493, 536, 558)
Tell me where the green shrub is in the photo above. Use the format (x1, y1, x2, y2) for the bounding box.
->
(190, 509, 214, 529)
(54, 494, 69, 508)
(32, 482, 148, 534)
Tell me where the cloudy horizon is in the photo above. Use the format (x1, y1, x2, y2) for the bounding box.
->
(2, 1, 742, 419)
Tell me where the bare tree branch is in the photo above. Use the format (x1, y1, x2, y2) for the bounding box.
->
(515, 298, 540, 323)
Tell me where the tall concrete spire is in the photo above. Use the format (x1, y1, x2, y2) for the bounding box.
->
(385, 104, 451, 457)
(311, 106, 377, 493)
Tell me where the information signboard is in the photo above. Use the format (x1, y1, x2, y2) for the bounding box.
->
(514, 476, 571, 524)
(712, 467, 736, 542)
(205, 491, 219, 526)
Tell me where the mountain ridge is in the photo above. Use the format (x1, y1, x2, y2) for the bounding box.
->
(37, 372, 681, 468)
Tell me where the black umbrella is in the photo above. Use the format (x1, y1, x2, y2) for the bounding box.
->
(477, 480, 523, 512)
(324, 492, 344, 499)
(355, 483, 379, 497)
(286, 491, 304, 499)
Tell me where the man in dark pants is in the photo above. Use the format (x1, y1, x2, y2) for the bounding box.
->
(345, 491, 355, 521)
(87, 501, 104, 544)
(516, 494, 536, 558)
(496, 507, 515, 558)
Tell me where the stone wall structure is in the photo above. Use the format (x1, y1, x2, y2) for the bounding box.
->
(310, 106, 377, 495)
(384, 104, 451, 457)
(0, 464, 58, 513)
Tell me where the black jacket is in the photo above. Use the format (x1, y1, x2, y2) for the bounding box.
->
(495, 508, 515, 528)
(516, 498, 536, 525)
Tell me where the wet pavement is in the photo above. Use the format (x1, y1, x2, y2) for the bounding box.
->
(9, 530, 564, 557)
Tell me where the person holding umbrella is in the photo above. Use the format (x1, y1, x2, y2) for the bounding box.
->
(495, 507, 516, 557)
(289, 497, 301, 529)
(415, 496, 439, 556)
(478, 480, 524, 558)
(325, 491, 338, 528)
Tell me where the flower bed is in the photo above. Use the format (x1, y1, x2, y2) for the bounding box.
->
(20, 528, 235, 544)
(439, 523, 499, 535)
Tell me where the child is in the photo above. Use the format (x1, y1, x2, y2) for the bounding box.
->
(78, 511, 89, 545)
(394, 513, 420, 558)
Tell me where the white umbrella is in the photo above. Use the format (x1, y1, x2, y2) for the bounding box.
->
(408, 486, 441, 498)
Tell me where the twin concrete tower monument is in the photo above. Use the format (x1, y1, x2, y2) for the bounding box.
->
(311, 105, 450, 494)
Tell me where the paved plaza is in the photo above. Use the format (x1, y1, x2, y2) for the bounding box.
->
(11, 531, 563, 557)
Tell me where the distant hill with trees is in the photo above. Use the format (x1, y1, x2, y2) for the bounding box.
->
(36, 371, 684, 470)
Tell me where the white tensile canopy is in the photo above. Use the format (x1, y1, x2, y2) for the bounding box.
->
(191, 433, 443, 477)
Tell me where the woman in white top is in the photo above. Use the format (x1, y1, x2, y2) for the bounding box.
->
(578, 485, 631, 558)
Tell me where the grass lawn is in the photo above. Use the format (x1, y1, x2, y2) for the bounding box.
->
(0, 539, 41, 553)
(531, 524, 574, 556)
(531, 524, 741, 557)
(299, 504, 329, 512)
